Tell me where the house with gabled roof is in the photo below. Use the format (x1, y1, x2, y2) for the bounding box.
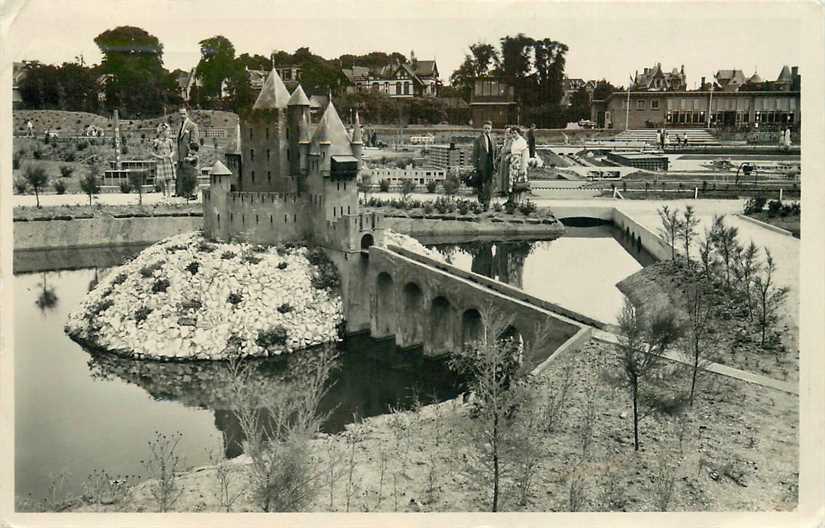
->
(342, 50, 441, 98)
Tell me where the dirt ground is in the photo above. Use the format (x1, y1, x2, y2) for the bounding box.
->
(618, 261, 798, 385)
(66, 337, 797, 513)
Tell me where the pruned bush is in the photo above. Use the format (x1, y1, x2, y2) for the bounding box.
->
(241, 253, 262, 265)
(221, 251, 236, 260)
(197, 241, 216, 253)
(518, 200, 537, 215)
(179, 298, 203, 312)
(277, 261, 288, 270)
(151, 278, 170, 293)
(278, 303, 293, 314)
(119, 181, 132, 194)
(14, 176, 28, 194)
(379, 179, 390, 192)
(90, 298, 115, 318)
(743, 196, 767, 215)
(53, 179, 67, 195)
(184, 261, 200, 275)
(310, 251, 340, 291)
(426, 181, 437, 193)
(59, 165, 74, 178)
(767, 199, 782, 217)
(111, 273, 128, 286)
(134, 306, 153, 323)
(457, 200, 469, 215)
(504, 201, 517, 215)
(256, 325, 288, 349)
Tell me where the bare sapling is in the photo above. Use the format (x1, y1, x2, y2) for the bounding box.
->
(683, 284, 714, 406)
(344, 416, 366, 512)
(568, 464, 589, 512)
(739, 241, 761, 320)
(617, 299, 682, 451)
(375, 446, 388, 510)
(140, 431, 185, 512)
(657, 205, 682, 261)
(578, 373, 598, 458)
(680, 205, 700, 267)
(698, 229, 716, 282)
(753, 248, 790, 347)
(206, 438, 246, 512)
(653, 455, 679, 511)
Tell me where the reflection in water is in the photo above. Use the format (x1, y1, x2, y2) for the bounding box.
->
(84, 335, 464, 459)
(428, 224, 655, 324)
(35, 272, 59, 313)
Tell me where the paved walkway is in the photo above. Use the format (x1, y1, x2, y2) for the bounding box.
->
(13, 192, 200, 208)
(593, 329, 798, 395)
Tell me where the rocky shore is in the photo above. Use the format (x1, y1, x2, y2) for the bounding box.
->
(64, 232, 343, 360)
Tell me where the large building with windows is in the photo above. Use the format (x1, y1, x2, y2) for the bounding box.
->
(470, 77, 518, 128)
(591, 66, 800, 130)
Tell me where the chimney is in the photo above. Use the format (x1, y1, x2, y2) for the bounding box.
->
(792, 66, 798, 76)
(701, 76, 706, 89)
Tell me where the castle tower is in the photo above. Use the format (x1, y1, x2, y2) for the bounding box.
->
(203, 160, 234, 240)
(240, 68, 292, 193)
(298, 111, 311, 179)
(307, 100, 359, 225)
(287, 85, 311, 179)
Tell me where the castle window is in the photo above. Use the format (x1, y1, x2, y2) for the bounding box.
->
(267, 170, 271, 182)
(285, 214, 288, 223)
(251, 170, 255, 183)
(267, 149, 271, 161)
(333, 207, 336, 218)
(249, 128, 253, 139)
(265, 127, 269, 139)
(256, 214, 259, 224)
(270, 215, 273, 223)
(250, 149, 255, 161)
(293, 214, 297, 223)
(217, 213, 220, 226)
(347, 205, 351, 214)
(230, 213, 234, 222)
(242, 215, 245, 225)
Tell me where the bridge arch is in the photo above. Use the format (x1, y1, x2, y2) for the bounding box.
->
(429, 295, 456, 356)
(398, 281, 424, 348)
(461, 308, 483, 351)
(374, 271, 396, 337)
(360, 233, 374, 251)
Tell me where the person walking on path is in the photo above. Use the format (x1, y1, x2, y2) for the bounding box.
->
(527, 123, 537, 158)
(175, 107, 200, 198)
(508, 126, 531, 205)
(152, 123, 176, 197)
(472, 120, 496, 209)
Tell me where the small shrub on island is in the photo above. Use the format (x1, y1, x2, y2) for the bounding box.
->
(518, 200, 537, 215)
(139, 261, 164, 278)
(111, 273, 128, 285)
(134, 306, 153, 323)
(220, 251, 236, 260)
(151, 278, 170, 294)
(241, 253, 262, 265)
(197, 241, 216, 253)
(179, 298, 203, 312)
(256, 325, 289, 350)
(227, 292, 243, 306)
(184, 262, 200, 275)
(277, 303, 293, 314)
(277, 261, 288, 270)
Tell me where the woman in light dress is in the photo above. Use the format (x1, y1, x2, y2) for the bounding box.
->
(508, 126, 531, 205)
(152, 123, 176, 197)
(493, 127, 513, 200)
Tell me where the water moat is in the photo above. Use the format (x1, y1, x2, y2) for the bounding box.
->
(14, 222, 651, 499)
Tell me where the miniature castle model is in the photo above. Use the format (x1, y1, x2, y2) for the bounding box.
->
(203, 68, 384, 253)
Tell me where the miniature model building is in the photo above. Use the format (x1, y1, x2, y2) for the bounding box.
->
(202, 68, 384, 253)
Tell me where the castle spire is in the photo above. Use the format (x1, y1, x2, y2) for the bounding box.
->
(288, 84, 311, 107)
(351, 110, 363, 144)
(298, 111, 311, 144)
(252, 68, 291, 110)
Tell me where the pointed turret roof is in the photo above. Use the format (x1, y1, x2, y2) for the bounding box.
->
(252, 68, 291, 110)
(311, 101, 353, 156)
(288, 84, 311, 106)
(777, 65, 792, 83)
(209, 160, 233, 176)
(748, 71, 762, 84)
(351, 111, 363, 144)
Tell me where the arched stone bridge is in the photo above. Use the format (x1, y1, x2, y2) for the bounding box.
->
(361, 245, 592, 372)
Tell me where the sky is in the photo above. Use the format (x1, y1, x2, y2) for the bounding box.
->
(3, 0, 802, 88)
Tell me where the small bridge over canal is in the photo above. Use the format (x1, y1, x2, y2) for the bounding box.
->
(342, 245, 594, 373)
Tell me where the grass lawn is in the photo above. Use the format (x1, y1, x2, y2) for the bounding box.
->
(747, 212, 800, 238)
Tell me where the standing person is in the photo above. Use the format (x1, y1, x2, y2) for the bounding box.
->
(26, 119, 33, 137)
(494, 127, 513, 200)
(175, 107, 199, 198)
(472, 120, 496, 209)
(526, 123, 537, 158)
(509, 127, 531, 205)
(152, 123, 176, 198)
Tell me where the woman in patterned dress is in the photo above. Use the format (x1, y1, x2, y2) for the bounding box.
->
(152, 124, 176, 197)
(493, 127, 513, 200)
(508, 127, 531, 205)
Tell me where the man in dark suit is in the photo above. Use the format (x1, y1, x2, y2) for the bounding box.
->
(527, 123, 536, 158)
(175, 107, 200, 198)
(472, 120, 495, 209)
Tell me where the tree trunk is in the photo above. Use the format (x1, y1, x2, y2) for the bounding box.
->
(35, 188, 40, 208)
(689, 350, 699, 407)
(492, 416, 500, 512)
(632, 382, 640, 451)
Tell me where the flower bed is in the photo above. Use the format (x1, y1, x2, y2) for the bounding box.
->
(64, 232, 343, 361)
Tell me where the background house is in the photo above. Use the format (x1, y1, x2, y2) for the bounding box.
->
(342, 51, 440, 98)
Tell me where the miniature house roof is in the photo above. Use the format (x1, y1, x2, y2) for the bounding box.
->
(288, 85, 311, 106)
(252, 68, 292, 110)
(209, 160, 233, 176)
(311, 101, 353, 156)
(777, 65, 793, 83)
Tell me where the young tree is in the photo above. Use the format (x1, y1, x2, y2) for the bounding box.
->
(400, 179, 416, 202)
(680, 205, 700, 267)
(80, 166, 101, 208)
(616, 299, 681, 451)
(683, 284, 714, 406)
(657, 205, 682, 261)
(709, 215, 739, 290)
(697, 229, 716, 282)
(23, 164, 49, 208)
(753, 249, 790, 347)
(739, 241, 762, 320)
(448, 305, 530, 512)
